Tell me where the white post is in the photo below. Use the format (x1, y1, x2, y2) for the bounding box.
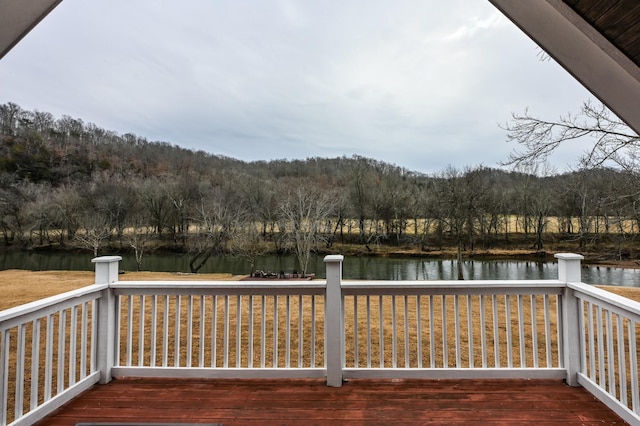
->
(555, 253, 583, 386)
(92, 256, 121, 384)
(324, 255, 344, 387)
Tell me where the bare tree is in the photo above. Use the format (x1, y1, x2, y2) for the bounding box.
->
(75, 211, 112, 256)
(187, 182, 238, 273)
(229, 220, 269, 276)
(125, 220, 153, 271)
(502, 100, 639, 170)
(279, 179, 336, 277)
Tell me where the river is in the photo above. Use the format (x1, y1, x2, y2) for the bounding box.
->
(1, 251, 639, 287)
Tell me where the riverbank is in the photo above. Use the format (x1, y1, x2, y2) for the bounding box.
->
(317, 244, 640, 270)
(4, 235, 640, 271)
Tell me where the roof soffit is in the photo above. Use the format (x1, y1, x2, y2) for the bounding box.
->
(0, 0, 63, 60)
(490, 0, 640, 136)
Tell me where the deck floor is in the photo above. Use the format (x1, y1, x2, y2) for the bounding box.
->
(37, 378, 626, 425)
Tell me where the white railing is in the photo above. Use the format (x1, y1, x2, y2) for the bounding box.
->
(0, 284, 105, 426)
(571, 282, 640, 424)
(340, 282, 565, 380)
(110, 282, 326, 379)
(1, 253, 639, 425)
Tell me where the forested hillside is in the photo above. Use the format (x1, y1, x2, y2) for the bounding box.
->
(1, 102, 639, 272)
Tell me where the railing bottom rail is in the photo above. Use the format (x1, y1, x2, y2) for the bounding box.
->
(343, 368, 566, 380)
(111, 367, 325, 380)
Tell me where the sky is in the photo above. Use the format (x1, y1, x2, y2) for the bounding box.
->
(0, 0, 596, 175)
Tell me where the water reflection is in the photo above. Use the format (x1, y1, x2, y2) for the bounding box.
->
(0, 251, 639, 288)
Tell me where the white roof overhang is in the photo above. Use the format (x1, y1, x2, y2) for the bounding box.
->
(0, 0, 62, 60)
(490, 0, 640, 135)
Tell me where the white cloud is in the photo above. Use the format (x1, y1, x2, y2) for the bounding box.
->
(0, 0, 595, 174)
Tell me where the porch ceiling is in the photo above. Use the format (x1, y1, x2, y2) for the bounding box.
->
(565, 0, 640, 68)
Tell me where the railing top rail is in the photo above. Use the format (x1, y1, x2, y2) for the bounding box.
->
(342, 279, 565, 295)
(0, 283, 106, 329)
(111, 280, 327, 296)
(569, 281, 640, 319)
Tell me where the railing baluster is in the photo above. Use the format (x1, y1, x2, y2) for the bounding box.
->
(617, 315, 627, 408)
(518, 295, 525, 368)
(261, 295, 266, 368)
(629, 321, 639, 413)
(70, 305, 78, 385)
(298, 295, 303, 368)
(212, 295, 218, 368)
(57, 309, 66, 395)
(543, 294, 552, 368)
(467, 295, 474, 368)
(91, 300, 97, 373)
(587, 302, 595, 380)
(404, 295, 410, 368)
(505, 295, 512, 368)
(311, 294, 316, 368)
(1, 330, 9, 426)
(354, 296, 358, 368)
(45, 314, 53, 400)
(379, 295, 384, 368)
(531, 295, 538, 369)
(454, 295, 461, 368)
(139, 295, 146, 367)
(175, 295, 181, 367)
(236, 295, 242, 368)
(126, 295, 133, 366)
(429, 295, 435, 368)
(492, 295, 499, 368)
(162, 295, 169, 367)
(285, 295, 291, 368)
(480, 295, 487, 368)
(417, 295, 422, 369)
(597, 306, 605, 387)
(151, 295, 157, 367)
(200, 295, 206, 368)
(606, 310, 615, 397)
(81, 302, 88, 379)
(273, 295, 278, 368)
(249, 295, 254, 368)
(442, 295, 448, 368)
(115, 295, 122, 367)
(31, 318, 41, 409)
(392, 295, 397, 368)
(16, 323, 26, 417)
(366, 295, 371, 368)
(578, 299, 586, 376)
(223, 295, 229, 368)
(556, 294, 563, 368)
(186, 296, 193, 368)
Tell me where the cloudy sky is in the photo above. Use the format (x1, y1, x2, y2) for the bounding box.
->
(0, 0, 595, 174)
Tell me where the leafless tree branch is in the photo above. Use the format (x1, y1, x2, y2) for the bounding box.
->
(500, 100, 639, 170)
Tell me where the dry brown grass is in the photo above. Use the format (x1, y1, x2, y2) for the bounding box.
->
(0, 270, 244, 311)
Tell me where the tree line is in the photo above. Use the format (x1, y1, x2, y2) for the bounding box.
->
(1, 102, 639, 274)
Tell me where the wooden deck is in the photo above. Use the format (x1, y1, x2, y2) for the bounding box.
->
(36, 378, 626, 425)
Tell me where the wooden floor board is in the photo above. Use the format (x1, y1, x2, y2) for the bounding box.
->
(36, 378, 627, 425)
